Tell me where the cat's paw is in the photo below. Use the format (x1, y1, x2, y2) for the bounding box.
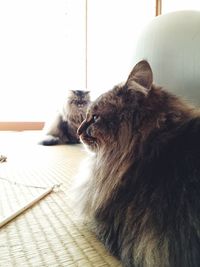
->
(38, 135, 60, 146)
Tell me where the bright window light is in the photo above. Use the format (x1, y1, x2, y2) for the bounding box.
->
(0, 0, 86, 121)
(0, 0, 155, 121)
(87, 0, 155, 98)
(162, 0, 200, 14)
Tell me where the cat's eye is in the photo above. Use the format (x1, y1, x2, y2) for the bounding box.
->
(93, 115, 99, 122)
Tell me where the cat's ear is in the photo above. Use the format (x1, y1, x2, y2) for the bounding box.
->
(125, 60, 153, 90)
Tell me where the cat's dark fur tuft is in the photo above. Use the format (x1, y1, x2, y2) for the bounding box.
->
(75, 60, 200, 267)
(39, 90, 90, 145)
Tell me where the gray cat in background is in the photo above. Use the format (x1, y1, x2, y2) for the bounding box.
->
(39, 90, 90, 145)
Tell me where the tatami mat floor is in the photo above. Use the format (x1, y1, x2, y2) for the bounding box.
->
(0, 131, 121, 267)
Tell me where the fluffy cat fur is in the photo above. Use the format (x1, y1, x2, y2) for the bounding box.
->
(39, 90, 90, 145)
(76, 60, 200, 267)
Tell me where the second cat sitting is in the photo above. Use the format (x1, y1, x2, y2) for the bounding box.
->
(39, 90, 90, 145)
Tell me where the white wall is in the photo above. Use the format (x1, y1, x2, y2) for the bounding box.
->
(162, 0, 200, 14)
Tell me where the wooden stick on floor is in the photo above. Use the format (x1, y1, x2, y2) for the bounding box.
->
(0, 186, 54, 228)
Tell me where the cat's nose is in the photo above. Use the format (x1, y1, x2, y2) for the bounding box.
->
(77, 120, 87, 136)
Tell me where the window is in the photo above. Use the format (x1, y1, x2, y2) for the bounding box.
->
(0, 0, 86, 122)
(0, 0, 155, 126)
(87, 0, 155, 98)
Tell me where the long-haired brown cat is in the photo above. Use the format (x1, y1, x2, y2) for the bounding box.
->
(39, 90, 90, 145)
(76, 60, 200, 267)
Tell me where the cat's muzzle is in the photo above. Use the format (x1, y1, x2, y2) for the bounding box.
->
(78, 121, 96, 146)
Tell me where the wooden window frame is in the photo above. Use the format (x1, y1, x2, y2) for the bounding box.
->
(156, 0, 162, 16)
(0, 122, 44, 131)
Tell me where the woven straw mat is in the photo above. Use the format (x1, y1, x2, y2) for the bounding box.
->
(0, 131, 121, 267)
